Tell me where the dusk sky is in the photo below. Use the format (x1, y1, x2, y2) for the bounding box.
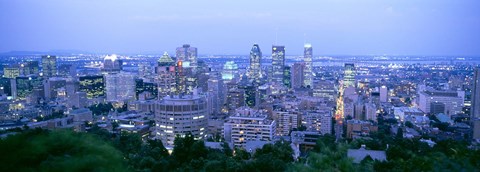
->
(1, 0, 479, 56)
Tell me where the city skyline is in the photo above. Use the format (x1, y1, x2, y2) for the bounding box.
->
(1, 0, 479, 56)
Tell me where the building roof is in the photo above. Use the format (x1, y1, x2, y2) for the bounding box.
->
(347, 147, 386, 163)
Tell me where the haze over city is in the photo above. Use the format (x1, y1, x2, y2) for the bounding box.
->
(1, 1, 480, 172)
(1, 0, 480, 56)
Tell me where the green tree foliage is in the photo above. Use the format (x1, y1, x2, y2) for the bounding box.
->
(0, 129, 126, 172)
(89, 102, 114, 115)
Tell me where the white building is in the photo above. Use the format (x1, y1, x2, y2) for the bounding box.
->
(273, 110, 299, 136)
(105, 72, 135, 102)
(224, 107, 276, 148)
(380, 86, 388, 102)
(418, 90, 464, 116)
(154, 95, 208, 148)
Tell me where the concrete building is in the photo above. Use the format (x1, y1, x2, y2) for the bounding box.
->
(154, 95, 208, 148)
(224, 107, 276, 148)
(273, 110, 300, 136)
(472, 67, 480, 140)
(291, 63, 305, 89)
(346, 120, 378, 139)
(313, 80, 336, 101)
(102, 54, 122, 73)
(418, 90, 464, 116)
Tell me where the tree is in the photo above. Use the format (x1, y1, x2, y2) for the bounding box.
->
(0, 129, 126, 172)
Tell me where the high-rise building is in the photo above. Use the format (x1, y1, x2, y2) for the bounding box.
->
(344, 63, 355, 88)
(271, 45, 285, 84)
(291, 63, 305, 89)
(283, 66, 291, 88)
(58, 64, 76, 77)
(207, 72, 225, 116)
(221, 61, 239, 83)
(41, 55, 57, 78)
(313, 80, 336, 101)
(248, 44, 262, 86)
(105, 72, 135, 102)
(155, 52, 176, 97)
(380, 86, 388, 102)
(22, 61, 39, 76)
(13, 76, 42, 100)
(3, 67, 20, 79)
(176, 44, 198, 68)
(303, 44, 313, 88)
(472, 67, 480, 119)
(79, 75, 105, 99)
(273, 111, 300, 136)
(44, 77, 67, 100)
(102, 54, 123, 73)
(224, 107, 276, 148)
(154, 95, 208, 147)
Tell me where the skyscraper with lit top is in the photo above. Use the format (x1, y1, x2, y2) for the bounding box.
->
(272, 45, 285, 84)
(248, 44, 262, 86)
(42, 55, 57, 78)
(303, 44, 313, 88)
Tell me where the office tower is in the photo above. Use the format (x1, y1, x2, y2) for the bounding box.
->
(42, 55, 57, 78)
(13, 76, 42, 100)
(221, 61, 239, 83)
(283, 66, 291, 88)
(105, 72, 135, 102)
(138, 63, 154, 78)
(303, 43, 313, 88)
(135, 79, 158, 100)
(44, 77, 67, 100)
(154, 95, 208, 147)
(3, 67, 20, 78)
(0, 78, 12, 97)
(472, 67, 480, 119)
(291, 63, 305, 89)
(380, 85, 388, 102)
(174, 61, 197, 94)
(79, 75, 105, 99)
(155, 52, 176, 97)
(313, 80, 336, 101)
(365, 102, 377, 122)
(102, 54, 122, 73)
(248, 44, 262, 86)
(418, 90, 464, 116)
(343, 63, 355, 88)
(58, 64, 76, 77)
(224, 107, 276, 148)
(271, 45, 285, 84)
(226, 88, 245, 114)
(22, 61, 39, 75)
(207, 72, 225, 116)
(68, 92, 87, 108)
(273, 111, 300, 136)
(176, 44, 198, 68)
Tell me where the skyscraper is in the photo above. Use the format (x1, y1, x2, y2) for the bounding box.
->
(41, 55, 57, 78)
(291, 63, 305, 89)
(472, 67, 480, 119)
(248, 44, 262, 86)
(271, 45, 285, 84)
(79, 75, 105, 99)
(303, 44, 313, 88)
(176, 44, 198, 68)
(105, 72, 135, 102)
(102, 54, 122, 73)
(344, 63, 355, 88)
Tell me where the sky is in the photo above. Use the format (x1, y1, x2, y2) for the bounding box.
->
(0, 0, 479, 56)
